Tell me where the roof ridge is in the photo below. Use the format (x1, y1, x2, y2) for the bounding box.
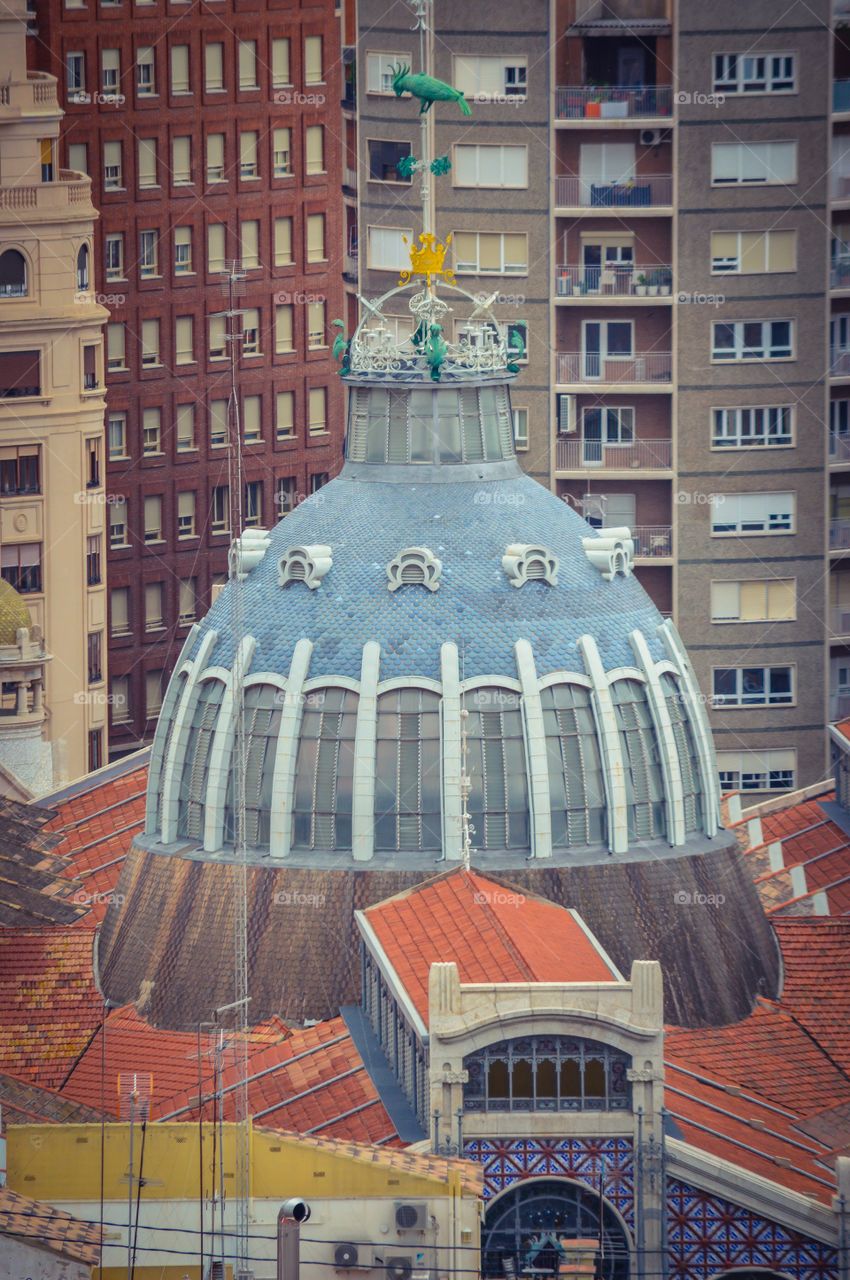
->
(466, 873, 539, 983)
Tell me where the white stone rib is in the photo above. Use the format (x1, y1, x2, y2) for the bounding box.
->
(578, 633, 629, 854)
(158, 629, 220, 844)
(629, 629, 685, 846)
(268, 638, 314, 859)
(514, 639, 552, 859)
(203, 636, 256, 853)
(659, 618, 720, 837)
(352, 641, 381, 861)
(440, 642, 463, 861)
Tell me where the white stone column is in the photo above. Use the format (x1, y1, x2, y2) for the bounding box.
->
(629, 629, 685, 846)
(514, 639, 552, 858)
(352, 641, 381, 862)
(577, 633, 628, 854)
(268, 638, 313, 859)
(658, 619, 720, 836)
(157, 628, 219, 842)
(203, 635, 256, 853)
(440, 642, 463, 861)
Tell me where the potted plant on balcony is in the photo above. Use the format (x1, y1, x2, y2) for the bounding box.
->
(600, 86, 628, 119)
(585, 90, 602, 118)
(646, 269, 659, 297)
(658, 267, 672, 296)
(634, 273, 648, 297)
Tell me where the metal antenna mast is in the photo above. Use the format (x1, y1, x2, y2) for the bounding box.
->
(408, 0, 434, 236)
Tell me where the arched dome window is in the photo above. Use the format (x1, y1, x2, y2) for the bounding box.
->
(660, 672, 703, 832)
(465, 687, 529, 851)
(177, 679, 226, 839)
(224, 684, 283, 849)
(292, 687, 358, 851)
(374, 688, 441, 851)
(146, 669, 187, 833)
(464, 1036, 632, 1113)
(610, 678, 666, 840)
(542, 684, 606, 847)
(0, 250, 27, 298)
(76, 244, 90, 292)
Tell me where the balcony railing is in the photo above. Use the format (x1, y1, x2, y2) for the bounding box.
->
(832, 256, 850, 288)
(831, 691, 850, 719)
(0, 171, 92, 213)
(556, 352, 672, 384)
(830, 433, 850, 461)
(555, 174, 673, 208)
(633, 526, 672, 558)
(831, 350, 850, 376)
(830, 518, 850, 549)
(555, 85, 673, 120)
(556, 437, 672, 470)
(833, 173, 850, 201)
(343, 164, 357, 189)
(836, 80, 850, 112)
(555, 264, 673, 297)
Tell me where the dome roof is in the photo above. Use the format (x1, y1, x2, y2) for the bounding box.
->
(0, 579, 32, 646)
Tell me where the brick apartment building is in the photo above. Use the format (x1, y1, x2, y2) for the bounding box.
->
(29, 0, 347, 756)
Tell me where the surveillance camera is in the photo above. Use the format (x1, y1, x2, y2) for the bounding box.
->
(280, 1199, 311, 1223)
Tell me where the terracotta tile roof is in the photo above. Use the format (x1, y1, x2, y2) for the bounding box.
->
(362, 868, 620, 1021)
(0, 1070, 103, 1124)
(734, 786, 850, 916)
(773, 916, 850, 1070)
(0, 798, 88, 926)
(0, 927, 102, 1088)
(834, 717, 850, 744)
(0, 1186, 100, 1264)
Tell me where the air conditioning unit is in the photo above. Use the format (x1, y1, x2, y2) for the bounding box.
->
(557, 394, 576, 434)
(385, 1257, 415, 1280)
(395, 1202, 428, 1232)
(333, 1244, 374, 1270)
(639, 128, 664, 147)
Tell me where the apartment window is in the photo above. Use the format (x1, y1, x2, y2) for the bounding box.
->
(711, 492, 794, 535)
(272, 38, 291, 87)
(710, 579, 795, 623)
(310, 472, 328, 494)
(276, 391, 294, 438)
(105, 233, 124, 281)
(67, 51, 85, 94)
(238, 40, 258, 89)
(512, 407, 528, 451)
(206, 134, 225, 183)
(207, 223, 226, 272)
(86, 437, 101, 487)
(86, 534, 102, 585)
(106, 412, 127, 460)
(41, 138, 57, 182)
(103, 141, 122, 190)
(242, 308, 260, 354)
(454, 144, 528, 188)
(240, 221, 260, 270)
(275, 304, 294, 353)
(307, 301, 326, 350)
(276, 475, 296, 513)
(176, 403, 195, 450)
(273, 128, 292, 177)
(88, 730, 103, 774)
(142, 407, 161, 455)
(106, 322, 126, 370)
(86, 631, 103, 684)
(367, 139, 412, 183)
(67, 142, 85, 177)
(305, 125, 324, 175)
(712, 320, 793, 361)
(453, 55, 527, 100)
(170, 44, 190, 93)
(244, 480, 262, 526)
(136, 46, 155, 95)
(178, 577, 197, 625)
(211, 484, 230, 532)
(141, 319, 160, 367)
(205, 43, 224, 91)
(0, 543, 41, 593)
(308, 387, 327, 435)
(110, 587, 130, 637)
(304, 35, 323, 84)
(240, 131, 258, 179)
(243, 394, 261, 442)
(710, 230, 796, 274)
(365, 52, 406, 95)
(210, 399, 228, 446)
(274, 218, 293, 265)
(209, 314, 227, 359)
(712, 405, 793, 448)
(144, 581, 164, 629)
(139, 229, 158, 278)
(712, 665, 793, 707)
(0, 250, 27, 298)
(175, 316, 194, 365)
(453, 231, 527, 275)
(713, 53, 796, 95)
(143, 496, 162, 543)
(174, 226, 192, 274)
(368, 225, 413, 272)
(305, 213, 326, 264)
(717, 749, 795, 793)
(137, 138, 157, 188)
(0, 447, 39, 495)
(109, 499, 128, 548)
(111, 675, 130, 723)
(711, 141, 796, 186)
(177, 491, 196, 537)
(172, 137, 191, 185)
(101, 48, 119, 93)
(76, 244, 90, 293)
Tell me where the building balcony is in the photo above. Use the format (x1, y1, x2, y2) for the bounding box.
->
(555, 85, 673, 122)
(556, 437, 672, 473)
(830, 691, 850, 719)
(554, 174, 673, 212)
(343, 164, 357, 190)
(0, 70, 57, 113)
(831, 257, 850, 290)
(831, 349, 850, 379)
(835, 80, 850, 113)
(0, 169, 93, 216)
(554, 263, 673, 301)
(830, 433, 850, 465)
(633, 525, 672, 560)
(833, 174, 850, 204)
(830, 518, 850, 552)
(556, 351, 672, 387)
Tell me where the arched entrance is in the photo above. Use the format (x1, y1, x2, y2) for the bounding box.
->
(482, 1177, 631, 1280)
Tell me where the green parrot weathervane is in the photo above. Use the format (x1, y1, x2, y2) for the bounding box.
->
(390, 63, 472, 115)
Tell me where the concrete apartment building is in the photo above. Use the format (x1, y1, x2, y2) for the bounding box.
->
(30, 0, 348, 757)
(0, 0, 109, 789)
(354, 0, 837, 795)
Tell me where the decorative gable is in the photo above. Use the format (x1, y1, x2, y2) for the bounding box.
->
(582, 527, 634, 581)
(387, 547, 442, 592)
(502, 544, 559, 588)
(278, 545, 333, 590)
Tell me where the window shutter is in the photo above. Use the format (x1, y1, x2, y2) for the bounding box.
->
(206, 133, 224, 176)
(768, 579, 795, 620)
(304, 35, 322, 83)
(204, 43, 223, 89)
(137, 138, 157, 186)
(307, 214, 325, 261)
(276, 391, 294, 436)
(172, 137, 191, 183)
(170, 44, 189, 92)
(177, 491, 195, 519)
(240, 131, 258, 171)
(176, 403, 195, 445)
(275, 305, 293, 352)
(739, 232, 766, 274)
(305, 125, 324, 174)
(106, 322, 125, 363)
(710, 580, 739, 620)
(111, 589, 129, 632)
(738, 581, 765, 621)
(243, 395, 261, 437)
(272, 38, 290, 87)
(141, 319, 159, 360)
(238, 41, 257, 88)
(308, 387, 326, 433)
(207, 223, 225, 270)
(241, 220, 259, 268)
(209, 314, 226, 356)
(768, 230, 796, 272)
(274, 217, 293, 265)
(103, 140, 121, 172)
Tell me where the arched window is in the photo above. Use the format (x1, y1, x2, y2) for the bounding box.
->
(76, 244, 90, 292)
(374, 688, 441, 851)
(177, 679, 226, 839)
(542, 683, 606, 847)
(482, 1178, 630, 1280)
(465, 687, 529, 851)
(223, 684, 283, 849)
(0, 250, 27, 298)
(146, 669, 187, 833)
(610, 678, 666, 840)
(292, 687, 358, 851)
(660, 672, 703, 832)
(464, 1036, 632, 1113)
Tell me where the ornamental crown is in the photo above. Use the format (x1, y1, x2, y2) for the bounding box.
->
(400, 232, 456, 287)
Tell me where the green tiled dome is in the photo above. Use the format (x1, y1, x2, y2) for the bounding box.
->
(0, 579, 31, 645)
